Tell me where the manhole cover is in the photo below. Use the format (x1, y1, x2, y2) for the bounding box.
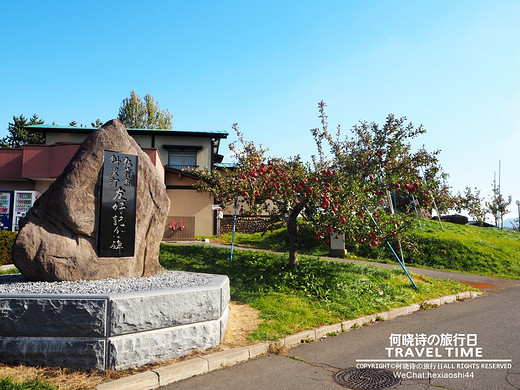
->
(334, 367, 400, 389)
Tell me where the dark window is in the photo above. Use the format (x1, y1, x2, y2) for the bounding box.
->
(168, 150, 197, 169)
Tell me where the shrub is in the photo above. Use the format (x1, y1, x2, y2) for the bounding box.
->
(0, 230, 17, 265)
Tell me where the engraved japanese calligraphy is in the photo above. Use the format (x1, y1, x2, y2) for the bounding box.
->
(99, 151, 138, 257)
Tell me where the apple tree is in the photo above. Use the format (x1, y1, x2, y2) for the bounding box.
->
(310, 101, 447, 253)
(195, 103, 447, 268)
(195, 124, 322, 267)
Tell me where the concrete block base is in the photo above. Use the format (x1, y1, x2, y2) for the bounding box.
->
(0, 273, 230, 371)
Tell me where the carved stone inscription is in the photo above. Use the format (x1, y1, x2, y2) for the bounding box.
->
(99, 151, 138, 257)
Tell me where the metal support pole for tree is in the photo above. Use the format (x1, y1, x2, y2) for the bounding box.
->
(411, 194, 422, 229)
(420, 169, 443, 229)
(362, 203, 418, 289)
(386, 190, 395, 214)
(230, 192, 239, 262)
(386, 190, 406, 264)
(431, 197, 444, 230)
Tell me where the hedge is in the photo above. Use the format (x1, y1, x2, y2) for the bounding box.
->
(0, 230, 17, 265)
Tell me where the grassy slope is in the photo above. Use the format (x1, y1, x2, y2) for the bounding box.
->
(400, 220, 520, 279)
(208, 219, 520, 279)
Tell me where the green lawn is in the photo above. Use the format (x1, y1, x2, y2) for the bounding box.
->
(0, 377, 57, 390)
(0, 267, 18, 276)
(160, 244, 473, 341)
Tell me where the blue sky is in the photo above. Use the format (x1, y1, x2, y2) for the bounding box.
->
(1, 1, 519, 222)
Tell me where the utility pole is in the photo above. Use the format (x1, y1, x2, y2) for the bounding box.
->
(493, 171, 498, 228)
(499, 160, 503, 229)
(498, 160, 501, 193)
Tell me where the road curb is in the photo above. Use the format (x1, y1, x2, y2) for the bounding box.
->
(96, 290, 482, 389)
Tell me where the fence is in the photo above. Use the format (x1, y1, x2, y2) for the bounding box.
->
(220, 215, 274, 235)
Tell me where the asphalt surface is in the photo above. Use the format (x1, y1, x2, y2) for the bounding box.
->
(160, 243, 520, 390)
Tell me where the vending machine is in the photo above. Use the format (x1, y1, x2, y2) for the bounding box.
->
(12, 191, 40, 231)
(0, 191, 13, 231)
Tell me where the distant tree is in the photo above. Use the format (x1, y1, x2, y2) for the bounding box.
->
(0, 114, 45, 147)
(512, 218, 519, 231)
(117, 90, 173, 129)
(91, 119, 104, 128)
(487, 185, 512, 228)
(69, 120, 77, 126)
(456, 186, 487, 225)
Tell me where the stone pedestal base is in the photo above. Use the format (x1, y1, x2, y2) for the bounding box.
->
(328, 248, 347, 258)
(0, 274, 230, 370)
(329, 232, 346, 258)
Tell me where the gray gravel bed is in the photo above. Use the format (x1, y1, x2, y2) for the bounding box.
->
(0, 270, 214, 295)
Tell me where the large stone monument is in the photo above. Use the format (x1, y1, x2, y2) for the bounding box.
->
(13, 119, 169, 282)
(1, 120, 230, 370)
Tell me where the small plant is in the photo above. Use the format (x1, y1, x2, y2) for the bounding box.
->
(267, 342, 288, 355)
(375, 315, 385, 322)
(420, 302, 439, 310)
(300, 338, 313, 344)
(324, 331, 339, 337)
(350, 323, 361, 329)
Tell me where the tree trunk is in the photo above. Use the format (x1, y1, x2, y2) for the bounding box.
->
(287, 212, 299, 268)
(286, 202, 305, 269)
